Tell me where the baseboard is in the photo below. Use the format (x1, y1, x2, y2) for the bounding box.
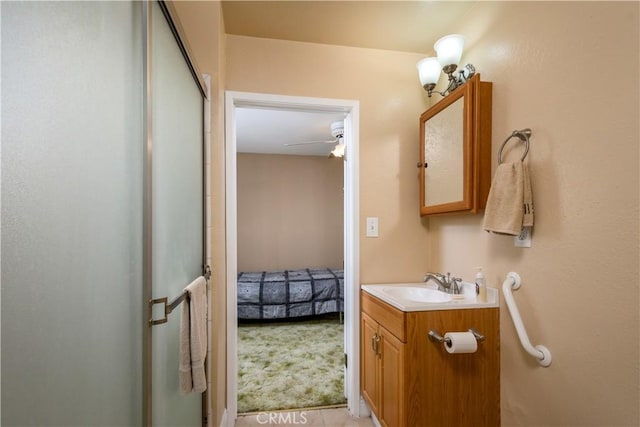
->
(359, 397, 371, 417)
(219, 408, 228, 427)
(359, 398, 379, 427)
(371, 410, 382, 427)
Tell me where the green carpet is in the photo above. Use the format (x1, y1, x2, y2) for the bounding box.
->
(237, 315, 347, 413)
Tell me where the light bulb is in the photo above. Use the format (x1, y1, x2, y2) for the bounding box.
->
(330, 142, 346, 158)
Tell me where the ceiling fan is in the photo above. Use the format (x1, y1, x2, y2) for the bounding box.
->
(284, 121, 344, 150)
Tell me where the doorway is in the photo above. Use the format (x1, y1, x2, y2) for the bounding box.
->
(225, 92, 361, 423)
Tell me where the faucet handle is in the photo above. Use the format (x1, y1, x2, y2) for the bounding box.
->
(451, 276, 463, 294)
(423, 271, 445, 281)
(446, 273, 463, 283)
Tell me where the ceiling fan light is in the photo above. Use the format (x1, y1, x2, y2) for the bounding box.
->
(330, 121, 345, 139)
(330, 142, 346, 158)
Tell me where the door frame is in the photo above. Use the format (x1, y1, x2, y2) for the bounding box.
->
(224, 91, 361, 423)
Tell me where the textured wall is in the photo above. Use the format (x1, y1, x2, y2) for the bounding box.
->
(428, 2, 639, 425)
(226, 35, 432, 284)
(237, 153, 344, 272)
(178, 1, 639, 425)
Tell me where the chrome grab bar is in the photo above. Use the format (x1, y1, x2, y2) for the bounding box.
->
(502, 272, 552, 367)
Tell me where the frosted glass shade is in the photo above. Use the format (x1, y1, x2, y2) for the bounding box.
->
(417, 57, 442, 86)
(331, 142, 346, 158)
(434, 34, 465, 68)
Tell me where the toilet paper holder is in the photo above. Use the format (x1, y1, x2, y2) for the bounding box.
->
(428, 328, 485, 346)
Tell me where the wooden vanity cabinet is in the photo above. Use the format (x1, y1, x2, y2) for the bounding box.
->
(361, 294, 407, 427)
(361, 291, 500, 427)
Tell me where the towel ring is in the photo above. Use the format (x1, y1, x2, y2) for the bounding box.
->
(498, 128, 531, 164)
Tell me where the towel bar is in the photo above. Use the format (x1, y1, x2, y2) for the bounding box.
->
(148, 267, 210, 326)
(148, 291, 189, 326)
(498, 129, 531, 164)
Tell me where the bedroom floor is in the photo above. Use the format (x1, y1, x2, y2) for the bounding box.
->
(237, 314, 346, 412)
(235, 407, 375, 426)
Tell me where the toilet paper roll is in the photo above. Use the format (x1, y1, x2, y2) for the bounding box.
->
(444, 332, 478, 354)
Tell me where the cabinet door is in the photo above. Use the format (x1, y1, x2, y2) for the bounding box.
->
(419, 74, 492, 216)
(380, 327, 405, 427)
(361, 313, 381, 415)
(420, 82, 472, 215)
(406, 308, 500, 426)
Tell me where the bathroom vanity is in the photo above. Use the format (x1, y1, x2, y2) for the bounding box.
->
(361, 285, 500, 427)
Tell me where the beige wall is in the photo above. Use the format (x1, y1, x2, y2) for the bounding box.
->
(237, 153, 344, 272)
(226, 2, 639, 426)
(428, 2, 639, 426)
(226, 35, 432, 283)
(170, 2, 227, 426)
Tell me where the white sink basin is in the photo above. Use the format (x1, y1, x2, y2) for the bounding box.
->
(361, 282, 499, 312)
(382, 286, 452, 303)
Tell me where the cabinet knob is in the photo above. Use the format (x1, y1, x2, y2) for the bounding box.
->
(416, 162, 427, 169)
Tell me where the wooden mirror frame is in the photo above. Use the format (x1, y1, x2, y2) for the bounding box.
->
(419, 74, 492, 216)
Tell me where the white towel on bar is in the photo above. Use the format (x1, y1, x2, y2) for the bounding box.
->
(179, 276, 208, 394)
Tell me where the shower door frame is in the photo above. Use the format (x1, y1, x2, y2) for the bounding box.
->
(141, 1, 209, 425)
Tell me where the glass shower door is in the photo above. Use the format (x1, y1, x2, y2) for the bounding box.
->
(1, 2, 143, 425)
(2, 2, 205, 425)
(149, 2, 205, 425)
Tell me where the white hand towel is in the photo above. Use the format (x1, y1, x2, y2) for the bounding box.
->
(179, 276, 208, 394)
(482, 161, 534, 235)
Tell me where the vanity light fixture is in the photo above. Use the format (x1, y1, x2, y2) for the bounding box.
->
(417, 34, 476, 98)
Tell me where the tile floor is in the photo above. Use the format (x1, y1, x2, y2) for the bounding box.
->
(235, 407, 375, 427)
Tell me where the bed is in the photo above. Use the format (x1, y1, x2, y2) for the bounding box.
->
(237, 268, 344, 320)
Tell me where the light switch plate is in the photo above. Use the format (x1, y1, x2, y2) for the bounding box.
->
(515, 227, 532, 247)
(366, 217, 379, 237)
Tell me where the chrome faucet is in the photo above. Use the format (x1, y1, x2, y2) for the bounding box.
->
(423, 272, 462, 294)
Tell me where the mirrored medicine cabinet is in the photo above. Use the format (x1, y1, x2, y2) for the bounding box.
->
(419, 74, 493, 216)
